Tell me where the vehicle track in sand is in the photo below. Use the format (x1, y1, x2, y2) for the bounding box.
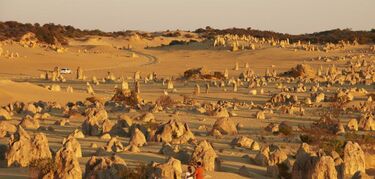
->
(84, 49, 159, 72)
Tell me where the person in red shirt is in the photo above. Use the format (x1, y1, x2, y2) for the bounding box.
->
(194, 162, 204, 179)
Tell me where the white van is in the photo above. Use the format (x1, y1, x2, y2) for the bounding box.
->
(60, 68, 72, 74)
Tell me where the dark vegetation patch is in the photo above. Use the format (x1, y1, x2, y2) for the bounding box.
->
(2, 21, 375, 45)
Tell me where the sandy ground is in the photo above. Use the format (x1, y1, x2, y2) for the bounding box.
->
(0, 36, 374, 178)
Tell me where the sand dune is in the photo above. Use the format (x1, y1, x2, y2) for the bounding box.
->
(0, 80, 89, 105)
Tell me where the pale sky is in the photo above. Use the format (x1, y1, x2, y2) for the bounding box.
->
(0, 0, 374, 34)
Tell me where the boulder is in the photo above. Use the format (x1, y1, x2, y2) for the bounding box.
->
(211, 117, 238, 135)
(146, 157, 182, 179)
(19, 115, 40, 129)
(118, 114, 133, 128)
(0, 108, 12, 120)
(256, 111, 266, 120)
(358, 114, 374, 131)
(62, 136, 82, 158)
(124, 144, 141, 153)
(231, 136, 260, 150)
(85, 155, 127, 179)
(111, 89, 143, 108)
(54, 142, 82, 179)
(284, 64, 316, 78)
(211, 107, 230, 118)
(347, 119, 358, 131)
(100, 133, 112, 140)
(24, 103, 38, 115)
(190, 140, 217, 171)
(270, 92, 298, 106)
(68, 129, 85, 139)
(82, 107, 113, 136)
(343, 141, 365, 176)
(0, 121, 17, 138)
(55, 118, 70, 126)
(352, 171, 372, 179)
(183, 67, 224, 80)
(105, 137, 124, 152)
(265, 123, 279, 133)
(6, 126, 52, 167)
(154, 119, 195, 144)
(159, 143, 179, 157)
(292, 143, 337, 179)
(138, 112, 155, 123)
(255, 145, 288, 167)
(129, 128, 147, 147)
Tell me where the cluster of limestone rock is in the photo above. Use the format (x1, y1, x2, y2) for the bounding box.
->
(19, 32, 39, 48)
(0, 95, 220, 178)
(213, 34, 291, 52)
(1, 50, 375, 178)
(0, 45, 20, 59)
(212, 34, 363, 53)
(322, 40, 359, 52)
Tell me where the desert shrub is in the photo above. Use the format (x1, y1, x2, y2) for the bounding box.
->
(0, 144, 7, 160)
(320, 138, 345, 156)
(29, 158, 57, 177)
(299, 134, 316, 144)
(277, 162, 292, 179)
(162, 31, 182, 37)
(184, 33, 194, 38)
(344, 132, 375, 145)
(118, 164, 147, 179)
(182, 95, 195, 105)
(155, 95, 176, 108)
(168, 40, 187, 46)
(279, 122, 292, 136)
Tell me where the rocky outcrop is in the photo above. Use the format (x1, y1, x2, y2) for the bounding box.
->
(146, 157, 182, 179)
(253, 145, 291, 177)
(211, 117, 238, 135)
(129, 128, 147, 147)
(0, 121, 17, 138)
(231, 136, 260, 150)
(111, 89, 143, 108)
(190, 140, 217, 171)
(85, 155, 127, 179)
(211, 107, 230, 118)
(82, 106, 113, 136)
(0, 108, 12, 120)
(104, 137, 124, 152)
(19, 115, 40, 129)
(54, 142, 82, 179)
(347, 119, 359, 131)
(283, 64, 316, 78)
(154, 119, 195, 144)
(291, 143, 337, 179)
(137, 112, 155, 123)
(62, 136, 82, 158)
(68, 129, 85, 139)
(358, 114, 374, 131)
(343, 141, 365, 176)
(6, 126, 52, 167)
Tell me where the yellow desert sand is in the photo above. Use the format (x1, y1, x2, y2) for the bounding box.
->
(0, 3, 375, 179)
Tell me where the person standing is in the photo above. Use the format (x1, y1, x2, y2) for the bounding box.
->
(194, 162, 204, 179)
